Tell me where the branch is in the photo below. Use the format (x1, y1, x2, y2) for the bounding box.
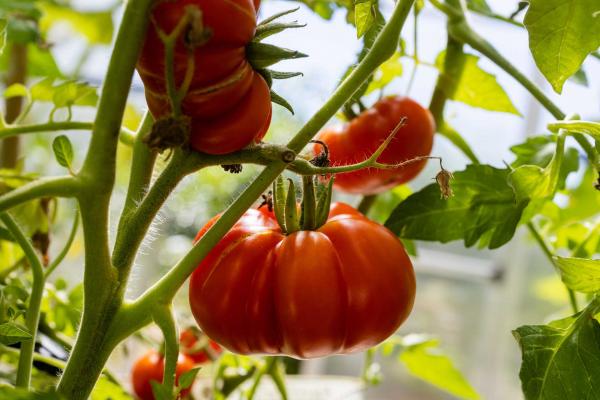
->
(45, 207, 80, 279)
(0, 212, 45, 388)
(0, 176, 79, 213)
(152, 305, 179, 397)
(0, 121, 135, 144)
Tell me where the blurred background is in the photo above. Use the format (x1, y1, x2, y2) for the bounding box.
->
(4, 0, 600, 398)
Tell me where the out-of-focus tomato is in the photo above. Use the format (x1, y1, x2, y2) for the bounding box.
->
(179, 328, 222, 364)
(189, 203, 415, 359)
(316, 96, 435, 194)
(131, 349, 195, 400)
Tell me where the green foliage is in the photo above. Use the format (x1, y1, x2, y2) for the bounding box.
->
(90, 377, 132, 400)
(52, 136, 74, 172)
(365, 52, 403, 94)
(0, 386, 62, 400)
(40, 4, 114, 45)
(524, 0, 600, 93)
(435, 51, 520, 115)
(354, 0, 378, 38)
(385, 165, 527, 249)
(40, 280, 83, 337)
(0, 321, 31, 345)
(548, 121, 600, 141)
(514, 299, 600, 400)
(555, 257, 600, 294)
(178, 367, 201, 390)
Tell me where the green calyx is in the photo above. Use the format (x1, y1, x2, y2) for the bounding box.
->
(248, 8, 307, 115)
(272, 175, 334, 234)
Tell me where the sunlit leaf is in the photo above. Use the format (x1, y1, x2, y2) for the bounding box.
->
(4, 83, 28, 99)
(0, 321, 31, 345)
(514, 300, 600, 400)
(555, 257, 600, 294)
(91, 376, 132, 400)
(40, 4, 114, 45)
(436, 51, 520, 115)
(366, 52, 403, 94)
(524, 0, 600, 93)
(354, 0, 377, 38)
(385, 165, 527, 249)
(0, 43, 62, 78)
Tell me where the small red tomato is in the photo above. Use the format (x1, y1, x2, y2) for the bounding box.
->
(131, 349, 196, 400)
(316, 96, 435, 195)
(180, 328, 223, 364)
(189, 203, 415, 359)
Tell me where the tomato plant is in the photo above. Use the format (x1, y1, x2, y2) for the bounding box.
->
(316, 96, 435, 195)
(1, 0, 600, 399)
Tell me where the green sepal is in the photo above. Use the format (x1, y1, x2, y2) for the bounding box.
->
(272, 176, 288, 234)
(300, 176, 317, 230)
(270, 90, 294, 115)
(246, 42, 308, 70)
(316, 177, 334, 228)
(258, 7, 300, 26)
(255, 21, 306, 41)
(285, 179, 300, 233)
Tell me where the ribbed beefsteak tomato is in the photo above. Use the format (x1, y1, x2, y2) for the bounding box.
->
(189, 203, 415, 359)
(316, 96, 435, 194)
(137, 0, 271, 155)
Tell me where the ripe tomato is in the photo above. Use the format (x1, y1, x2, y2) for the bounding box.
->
(316, 97, 435, 195)
(189, 203, 415, 359)
(180, 328, 223, 364)
(131, 349, 196, 400)
(137, 0, 271, 155)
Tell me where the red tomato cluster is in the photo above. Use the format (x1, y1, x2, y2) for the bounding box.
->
(316, 96, 435, 195)
(131, 349, 195, 400)
(189, 203, 415, 359)
(137, 0, 271, 155)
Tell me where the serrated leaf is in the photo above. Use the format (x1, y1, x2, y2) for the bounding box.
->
(0, 321, 32, 345)
(385, 165, 527, 249)
(179, 367, 200, 390)
(524, 0, 600, 94)
(555, 257, 600, 294)
(52, 135, 74, 170)
(355, 0, 377, 38)
(400, 339, 479, 400)
(514, 299, 600, 400)
(436, 51, 520, 115)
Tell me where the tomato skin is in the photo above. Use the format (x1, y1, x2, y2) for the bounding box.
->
(137, 0, 272, 155)
(131, 350, 196, 400)
(189, 203, 415, 359)
(179, 329, 223, 364)
(316, 97, 435, 195)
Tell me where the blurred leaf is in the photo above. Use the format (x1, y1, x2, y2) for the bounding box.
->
(570, 68, 588, 87)
(91, 376, 132, 400)
(0, 0, 42, 20)
(555, 257, 600, 294)
(0, 387, 63, 400)
(6, 17, 39, 44)
(0, 321, 31, 345)
(514, 299, 600, 400)
(354, 0, 377, 38)
(524, 0, 600, 94)
(400, 338, 479, 400)
(466, 0, 492, 13)
(150, 381, 172, 400)
(436, 51, 520, 115)
(30, 78, 98, 108)
(0, 43, 61, 78)
(52, 135, 74, 171)
(291, 0, 353, 20)
(40, 4, 114, 45)
(366, 52, 402, 94)
(385, 165, 527, 249)
(4, 83, 29, 99)
(179, 367, 200, 390)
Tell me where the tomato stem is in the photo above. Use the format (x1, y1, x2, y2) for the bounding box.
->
(301, 175, 317, 230)
(285, 179, 300, 233)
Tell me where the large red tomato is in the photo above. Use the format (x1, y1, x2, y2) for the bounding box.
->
(131, 349, 195, 400)
(137, 0, 272, 155)
(189, 203, 415, 359)
(316, 97, 435, 195)
(179, 328, 223, 364)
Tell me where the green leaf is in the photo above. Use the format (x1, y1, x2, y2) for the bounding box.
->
(40, 4, 114, 44)
(400, 339, 480, 399)
(354, 0, 377, 38)
(0, 321, 32, 345)
(467, 0, 492, 14)
(524, 0, 600, 93)
(436, 51, 520, 115)
(548, 120, 600, 141)
(150, 381, 172, 400)
(179, 367, 201, 390)
(0, 43, 61, 78)
(385, 165, 527, 249)
(365, 52, 403, 94)
(514, 299, 600, 400)
(570, 68, 589, 87)
(52, 135, 74, 171)
(0, 387, 63, 400)
(4, 83, 28, 99)
(91, 376, 133, 400)
(555, 257, 600, 294)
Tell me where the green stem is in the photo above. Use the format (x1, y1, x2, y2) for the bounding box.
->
(0, 121, 135, 144)
(111, 0, 417, 336)
(45, 207, 80, 279)
(268, 358, 288, 400)
(153, 305, 179, 396)
(0, 176, 78, 214)
(357, 195, 377, 215)
(301, 176, 316, 230)
(0, 212, 45, 388)
(527, 222, 578, 313)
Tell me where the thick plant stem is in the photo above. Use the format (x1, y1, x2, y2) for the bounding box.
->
(1, 43, 27, 168)
(0, 212, 45, 388)
(57, 0, 157, 397)
(111, 0, 417, 337)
